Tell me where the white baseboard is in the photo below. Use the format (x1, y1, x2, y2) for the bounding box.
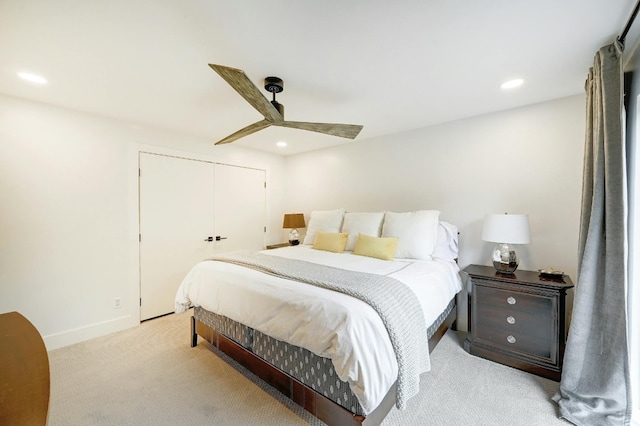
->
(43, 314, 139, 351)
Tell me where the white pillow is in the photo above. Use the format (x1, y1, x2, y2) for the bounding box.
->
(432, 221, 459, 262)
(302, 208, 346, 245)
(341, 212, 385, 251)
(381, 210, 441, 259)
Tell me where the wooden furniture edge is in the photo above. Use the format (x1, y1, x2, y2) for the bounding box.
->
(0, 311, 50, 426)
(190, 304, 457, 425)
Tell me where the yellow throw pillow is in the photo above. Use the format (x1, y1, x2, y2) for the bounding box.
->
(312, 231, 349, 253)
(353, 233, 398, 261)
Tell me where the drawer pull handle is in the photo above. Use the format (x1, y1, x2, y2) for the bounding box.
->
(507, 335, 517, 344)
(507, 296, 516, 305)
(506, 316, 516, 324)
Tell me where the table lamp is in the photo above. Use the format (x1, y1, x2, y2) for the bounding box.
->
(482, 213, 530, 274)
(282, 213, 305, 245)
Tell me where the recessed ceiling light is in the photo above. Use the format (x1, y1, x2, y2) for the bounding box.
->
(17, 72, 48, 85)
(501, 78, 524, 90)
(276, 141, 287, 148)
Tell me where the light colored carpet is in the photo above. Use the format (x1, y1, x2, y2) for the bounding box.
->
(48, 310, 570, 425)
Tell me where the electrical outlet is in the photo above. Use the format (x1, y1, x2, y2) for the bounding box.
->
(113, 297, 122, 309)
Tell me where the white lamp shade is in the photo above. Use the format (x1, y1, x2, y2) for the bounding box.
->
(482, 214, 530, 244)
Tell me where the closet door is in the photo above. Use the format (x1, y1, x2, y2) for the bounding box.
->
(212, 164, 266, 253)
(138, 154, 267, 321)
(139, 153, 214, 320)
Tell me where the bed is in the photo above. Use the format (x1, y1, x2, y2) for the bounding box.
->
(175, 209, 462, 425)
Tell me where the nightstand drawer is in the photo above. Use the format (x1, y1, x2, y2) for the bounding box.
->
(474, 324, 554, 360)
(475, 303, 553, 341)
(476, 285, 551, 315)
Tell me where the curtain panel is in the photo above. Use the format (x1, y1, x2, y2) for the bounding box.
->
(552, 41, 631, 425)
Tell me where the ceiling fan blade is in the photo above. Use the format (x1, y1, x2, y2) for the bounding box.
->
(273, 121, 363, 139)
(214, 120, 272, 145)
(209, 64, 283, 122)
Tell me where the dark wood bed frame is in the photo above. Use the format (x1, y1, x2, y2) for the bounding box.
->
(191, 304, 457, 426)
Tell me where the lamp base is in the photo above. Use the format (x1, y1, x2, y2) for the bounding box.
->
(288, 229, 300, 246)
(491, 243, 519, 274)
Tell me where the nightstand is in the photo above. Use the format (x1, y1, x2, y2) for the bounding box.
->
(265, 243, 290, 249)
(463, 264, 574, 381)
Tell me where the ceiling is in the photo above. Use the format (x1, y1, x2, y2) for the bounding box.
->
(0, 1, 635, 156)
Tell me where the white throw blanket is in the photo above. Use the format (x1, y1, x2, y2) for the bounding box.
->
(209, 249, 430, 411)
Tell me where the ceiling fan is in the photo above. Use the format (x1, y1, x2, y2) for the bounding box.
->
(209, 64, 363, 145)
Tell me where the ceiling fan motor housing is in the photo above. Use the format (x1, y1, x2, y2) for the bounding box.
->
(265, 77, 284, 117)
(264, 76, 283, 93)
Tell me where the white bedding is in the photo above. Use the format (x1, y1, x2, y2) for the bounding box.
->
(175, 245, 462, 414)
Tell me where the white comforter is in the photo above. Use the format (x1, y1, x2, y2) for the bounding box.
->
(175, 245, 462, 414)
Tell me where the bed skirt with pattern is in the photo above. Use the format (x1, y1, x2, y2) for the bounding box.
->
(194, 297, 455, 415)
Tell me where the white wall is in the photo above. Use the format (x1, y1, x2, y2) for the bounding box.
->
(0, 92, 584, 348)
(285, 95, 585, 327)
(0, 93, 287, 349)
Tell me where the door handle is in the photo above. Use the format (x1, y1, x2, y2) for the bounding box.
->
(204, 236, 227, 242)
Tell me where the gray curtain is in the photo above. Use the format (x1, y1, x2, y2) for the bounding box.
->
(552, 42, 631, 425)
